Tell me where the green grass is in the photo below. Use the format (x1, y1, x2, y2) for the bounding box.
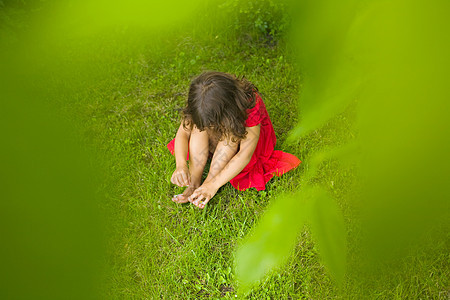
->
(67, 30, 449, 299)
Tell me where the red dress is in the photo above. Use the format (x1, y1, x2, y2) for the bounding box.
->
(167, 92, 301, 191)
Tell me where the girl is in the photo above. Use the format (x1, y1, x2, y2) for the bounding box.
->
(167, 71, 301, 209)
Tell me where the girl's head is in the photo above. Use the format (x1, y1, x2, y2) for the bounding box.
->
(182, 71, 257, 142)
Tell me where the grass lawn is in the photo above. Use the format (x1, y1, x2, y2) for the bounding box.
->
(68, 29, 449, 300)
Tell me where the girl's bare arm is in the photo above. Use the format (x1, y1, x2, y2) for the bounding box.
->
(207, 124, 260, 187)
(171, 123, 191, 186)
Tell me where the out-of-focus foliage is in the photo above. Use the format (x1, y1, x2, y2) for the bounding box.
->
(235, 0, 450, 295)
(235, 186, 347, 295)
(287, 0, 361, 139)
(235, 193, 308, 293)
(352, 0, 450, 264)
(309, 188, 346, 284)
(0, 0, 204, 299)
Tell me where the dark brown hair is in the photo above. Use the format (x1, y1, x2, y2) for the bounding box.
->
(182, 71, 257, 142)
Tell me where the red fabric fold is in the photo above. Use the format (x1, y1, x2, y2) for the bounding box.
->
(229, 150, 301, 191)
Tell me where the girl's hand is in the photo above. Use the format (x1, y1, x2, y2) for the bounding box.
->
(188, 182, 219, 209)
(171, 165, 190, 187)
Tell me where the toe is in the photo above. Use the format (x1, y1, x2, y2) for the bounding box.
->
(193, 196, 205, 208)
(173, 194, 189, 203)
(199, 197, 210, 209)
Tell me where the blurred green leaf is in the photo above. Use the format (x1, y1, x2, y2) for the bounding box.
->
(287, 0, 361, 140)
(235, 192, 309, 295)
(309, 189, 347, 284)
(235, 185, 348, 294)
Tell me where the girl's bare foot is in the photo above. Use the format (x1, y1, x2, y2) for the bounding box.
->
(172, 185, 198, 203)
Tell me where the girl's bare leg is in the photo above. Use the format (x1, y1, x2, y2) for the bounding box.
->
(172, 126, 209, 203)
(191, 139, 238, 208)
(207, 140, 239, 181)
